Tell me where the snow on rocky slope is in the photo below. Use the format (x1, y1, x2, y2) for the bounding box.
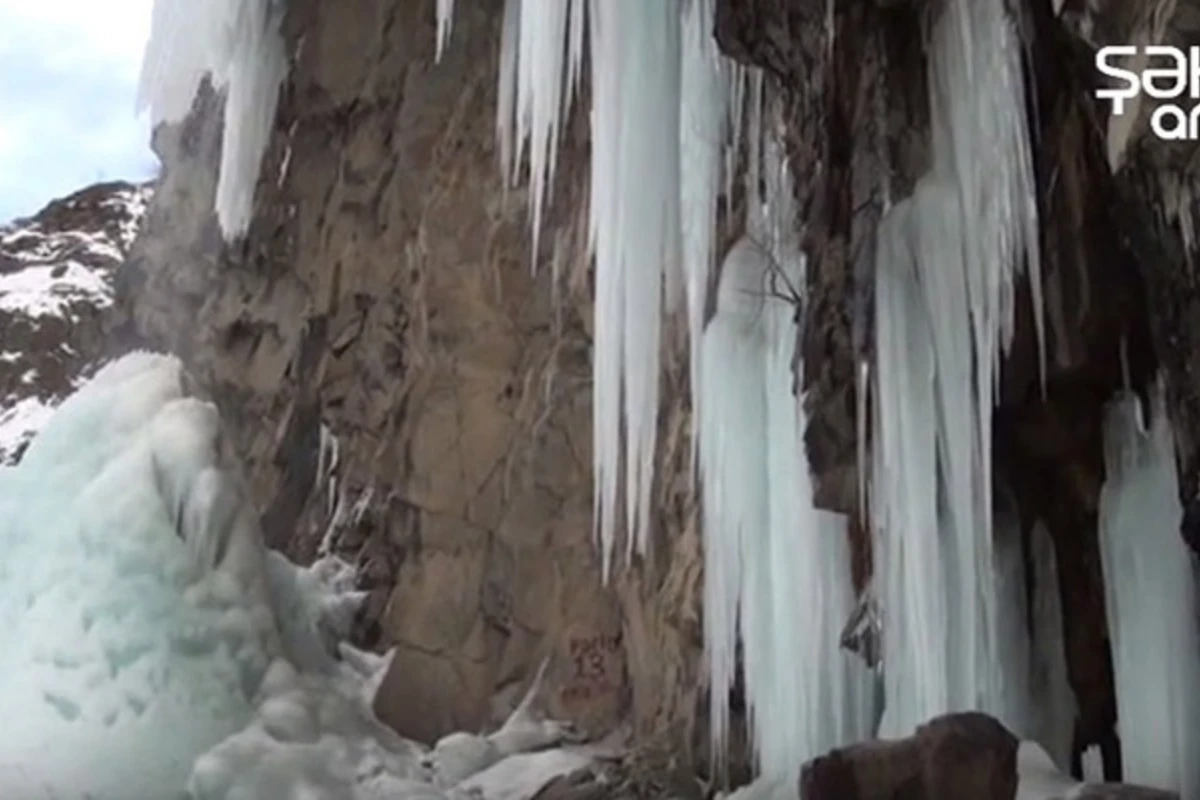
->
(0, 181, 152, 463)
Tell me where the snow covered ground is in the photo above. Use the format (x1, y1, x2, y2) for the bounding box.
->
(0, 352, 607, 799)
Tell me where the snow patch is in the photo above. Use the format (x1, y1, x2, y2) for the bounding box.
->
(0, 183, 150, 323)
(0, 261, 113, 316)
(0, 395, 56, 464)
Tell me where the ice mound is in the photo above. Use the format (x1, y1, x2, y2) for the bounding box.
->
(0, 352, 604, 799)
(0, 352, 277, 798)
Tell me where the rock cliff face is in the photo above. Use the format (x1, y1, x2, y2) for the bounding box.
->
(0, 181, 151, 463)
(114, 0, 1200, 786)
(114, 0, 704, 759)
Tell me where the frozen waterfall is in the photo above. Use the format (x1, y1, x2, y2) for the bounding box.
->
(482, 1, 880, 783)
(0, 353, 604, 799)
(871, 0, 1044, 739)
(461, 0, 1056, 789)
(1098, 387, 1200, 796)
(701, 114, 876, 785)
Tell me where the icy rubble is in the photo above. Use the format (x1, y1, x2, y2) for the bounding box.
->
(0, 352, 605, 799)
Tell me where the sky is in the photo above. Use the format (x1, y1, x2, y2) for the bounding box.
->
(0, 0, 158, 223)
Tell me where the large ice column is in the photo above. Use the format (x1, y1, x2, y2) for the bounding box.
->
(699, 118, 875, 785)
(138, 0, 288, 239)
(0, 353, 280, 800)
(1098, 387, 1200, 795)
(699, 237, 770, 768)
(755, 125, 876, 779)
(872, 196, 947, 736)
(872, 0, 1043, 736)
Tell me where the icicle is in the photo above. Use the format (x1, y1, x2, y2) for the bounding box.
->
(1098, 384, 1200, 796)
(490, 2, 755, 573)
(496, 0, 584, 264)
(138, 0, 288, 240)
(496, 0, 521, 183)
(679, 0, 728, 473)
(724, 66, 750, 214)
(584, 1, 684, 575)
(990, 507, 1034, 738)
(910, 175, 987, 718)
(435, 0, 455, 62)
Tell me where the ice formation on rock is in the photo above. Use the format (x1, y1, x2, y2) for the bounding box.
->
(138, 0, 288, 239)
(495, 0, 587, 265)
(1024, 523, 1076, 769)
(1098, 386, 1200, 796)
(0, 353, 603, 799)
(698, 108, 875, 788)
(679, 0, 733, 470)
(872, 0, 1044, 737)
(488, 3, 877, 786)
(586, 0, 684, 575)
(435, 0, 456, 62)
(492, 0, 745, 575)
